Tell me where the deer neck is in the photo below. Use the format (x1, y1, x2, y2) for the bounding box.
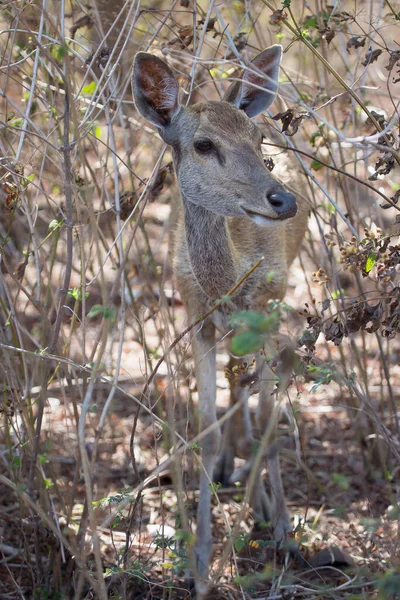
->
(183, 200, 237, 300)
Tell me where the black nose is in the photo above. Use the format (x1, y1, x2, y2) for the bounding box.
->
(267, 191, 298, 219)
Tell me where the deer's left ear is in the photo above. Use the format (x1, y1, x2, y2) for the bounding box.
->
(133, 53, 180, 129)
(224, 45, 282, 117)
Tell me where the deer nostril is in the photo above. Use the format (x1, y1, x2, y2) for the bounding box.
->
(267, 191, 298, 219)
(268, 192, 285, 208)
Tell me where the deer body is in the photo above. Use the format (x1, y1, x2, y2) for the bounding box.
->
(133, 47, 308, 597)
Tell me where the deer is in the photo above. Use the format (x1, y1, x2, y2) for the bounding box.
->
(133, 45, 308, 597)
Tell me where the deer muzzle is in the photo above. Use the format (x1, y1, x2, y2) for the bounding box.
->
(267, 191, 298, 220)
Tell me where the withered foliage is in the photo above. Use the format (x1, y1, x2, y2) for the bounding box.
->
(318, 24, 335, 44)
(300, 230, 400, 350)
(346, 300, 383, 334)
(272, 108, 310, 136)
(327, 9, 354, 22)
(369, 152, 396, 180)
(1, 164, 24, 215)
(381, 288, 400, 338)
(85, 46, 112, 68)
(339, 230, 400, 282)
(386, 50, 400, 73)
(346, 36, 366, 52)
(323, 317, 346, 346)
(269, 9, 288, 25)
(362, 48, 383, 66)
(299, 294, 396, 351)
(119, 191, 136, 221)
(264, 157, 275, 172)
(299, 309, 322, 352)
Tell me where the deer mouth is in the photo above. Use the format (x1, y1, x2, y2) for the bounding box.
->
(243, 207, 297, 225)
(243, 208, 281, 225)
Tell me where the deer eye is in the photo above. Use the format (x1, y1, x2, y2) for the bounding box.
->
(194, 139, 214, 154)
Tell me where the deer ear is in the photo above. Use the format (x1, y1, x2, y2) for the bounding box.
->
(133, 53, 180, 129)
(224, 45, 282, 117)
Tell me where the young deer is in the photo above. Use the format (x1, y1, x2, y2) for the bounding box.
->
(133, 46, 308, 595)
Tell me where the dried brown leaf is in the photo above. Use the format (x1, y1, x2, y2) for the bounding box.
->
(323, 318, 345, 346)
(346, 36, 366, 52)
(362, 48, 383, 66)
(272, 108, 310, 136)
(270, 9, 287, 24)
(319, 27, 335, 44)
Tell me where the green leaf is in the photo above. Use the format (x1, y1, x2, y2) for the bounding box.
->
(12, 455, 21, 468)
(234, 536, 246, 552)
(303, 15, 317, 28)
(376, 569, 400, 599)
(48, 219, 62, 232)
(332, 472, 350, 490)
(231, 331, 263, 356)
(266, 270, 276, 283)
(230, 310, 269, 331)
(87, 304, 116, 320)
(188, 443, 201, 454)
(208, 482, 221, 494)
(55, 44, 68, 61)
(331, 289, 342, 300)
(310, 131, 322, 146)
(68, 287, 89, 301)
(311, 159, 323, 170)
(174, 530, 196, 545)
(21, 174, 35, 188)
(387, 504, 400, 520)
(91, 124, 101, 139)
(365, 253, 376, 273)
(230, 309, 280, 334)
(82, 81, 97, 95)
(88, 304, 104, 318)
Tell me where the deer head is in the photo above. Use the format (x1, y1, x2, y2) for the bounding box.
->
(133, 46, 297, 225)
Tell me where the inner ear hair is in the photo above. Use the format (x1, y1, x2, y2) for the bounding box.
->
(133, 53, 180, 128)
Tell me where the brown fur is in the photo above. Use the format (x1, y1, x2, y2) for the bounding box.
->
(171, 102, 308, 321)
(133, 49, 308, 598)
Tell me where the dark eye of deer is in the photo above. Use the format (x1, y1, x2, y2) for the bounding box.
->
(194, 139, 214, 154)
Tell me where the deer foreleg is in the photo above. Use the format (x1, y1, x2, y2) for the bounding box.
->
(255, 353, 291, 541)
(215, 357, 253, 486)
(192, 321, 220, 596)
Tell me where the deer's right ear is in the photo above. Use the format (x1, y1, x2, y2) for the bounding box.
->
(133, 53, 180, 130)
